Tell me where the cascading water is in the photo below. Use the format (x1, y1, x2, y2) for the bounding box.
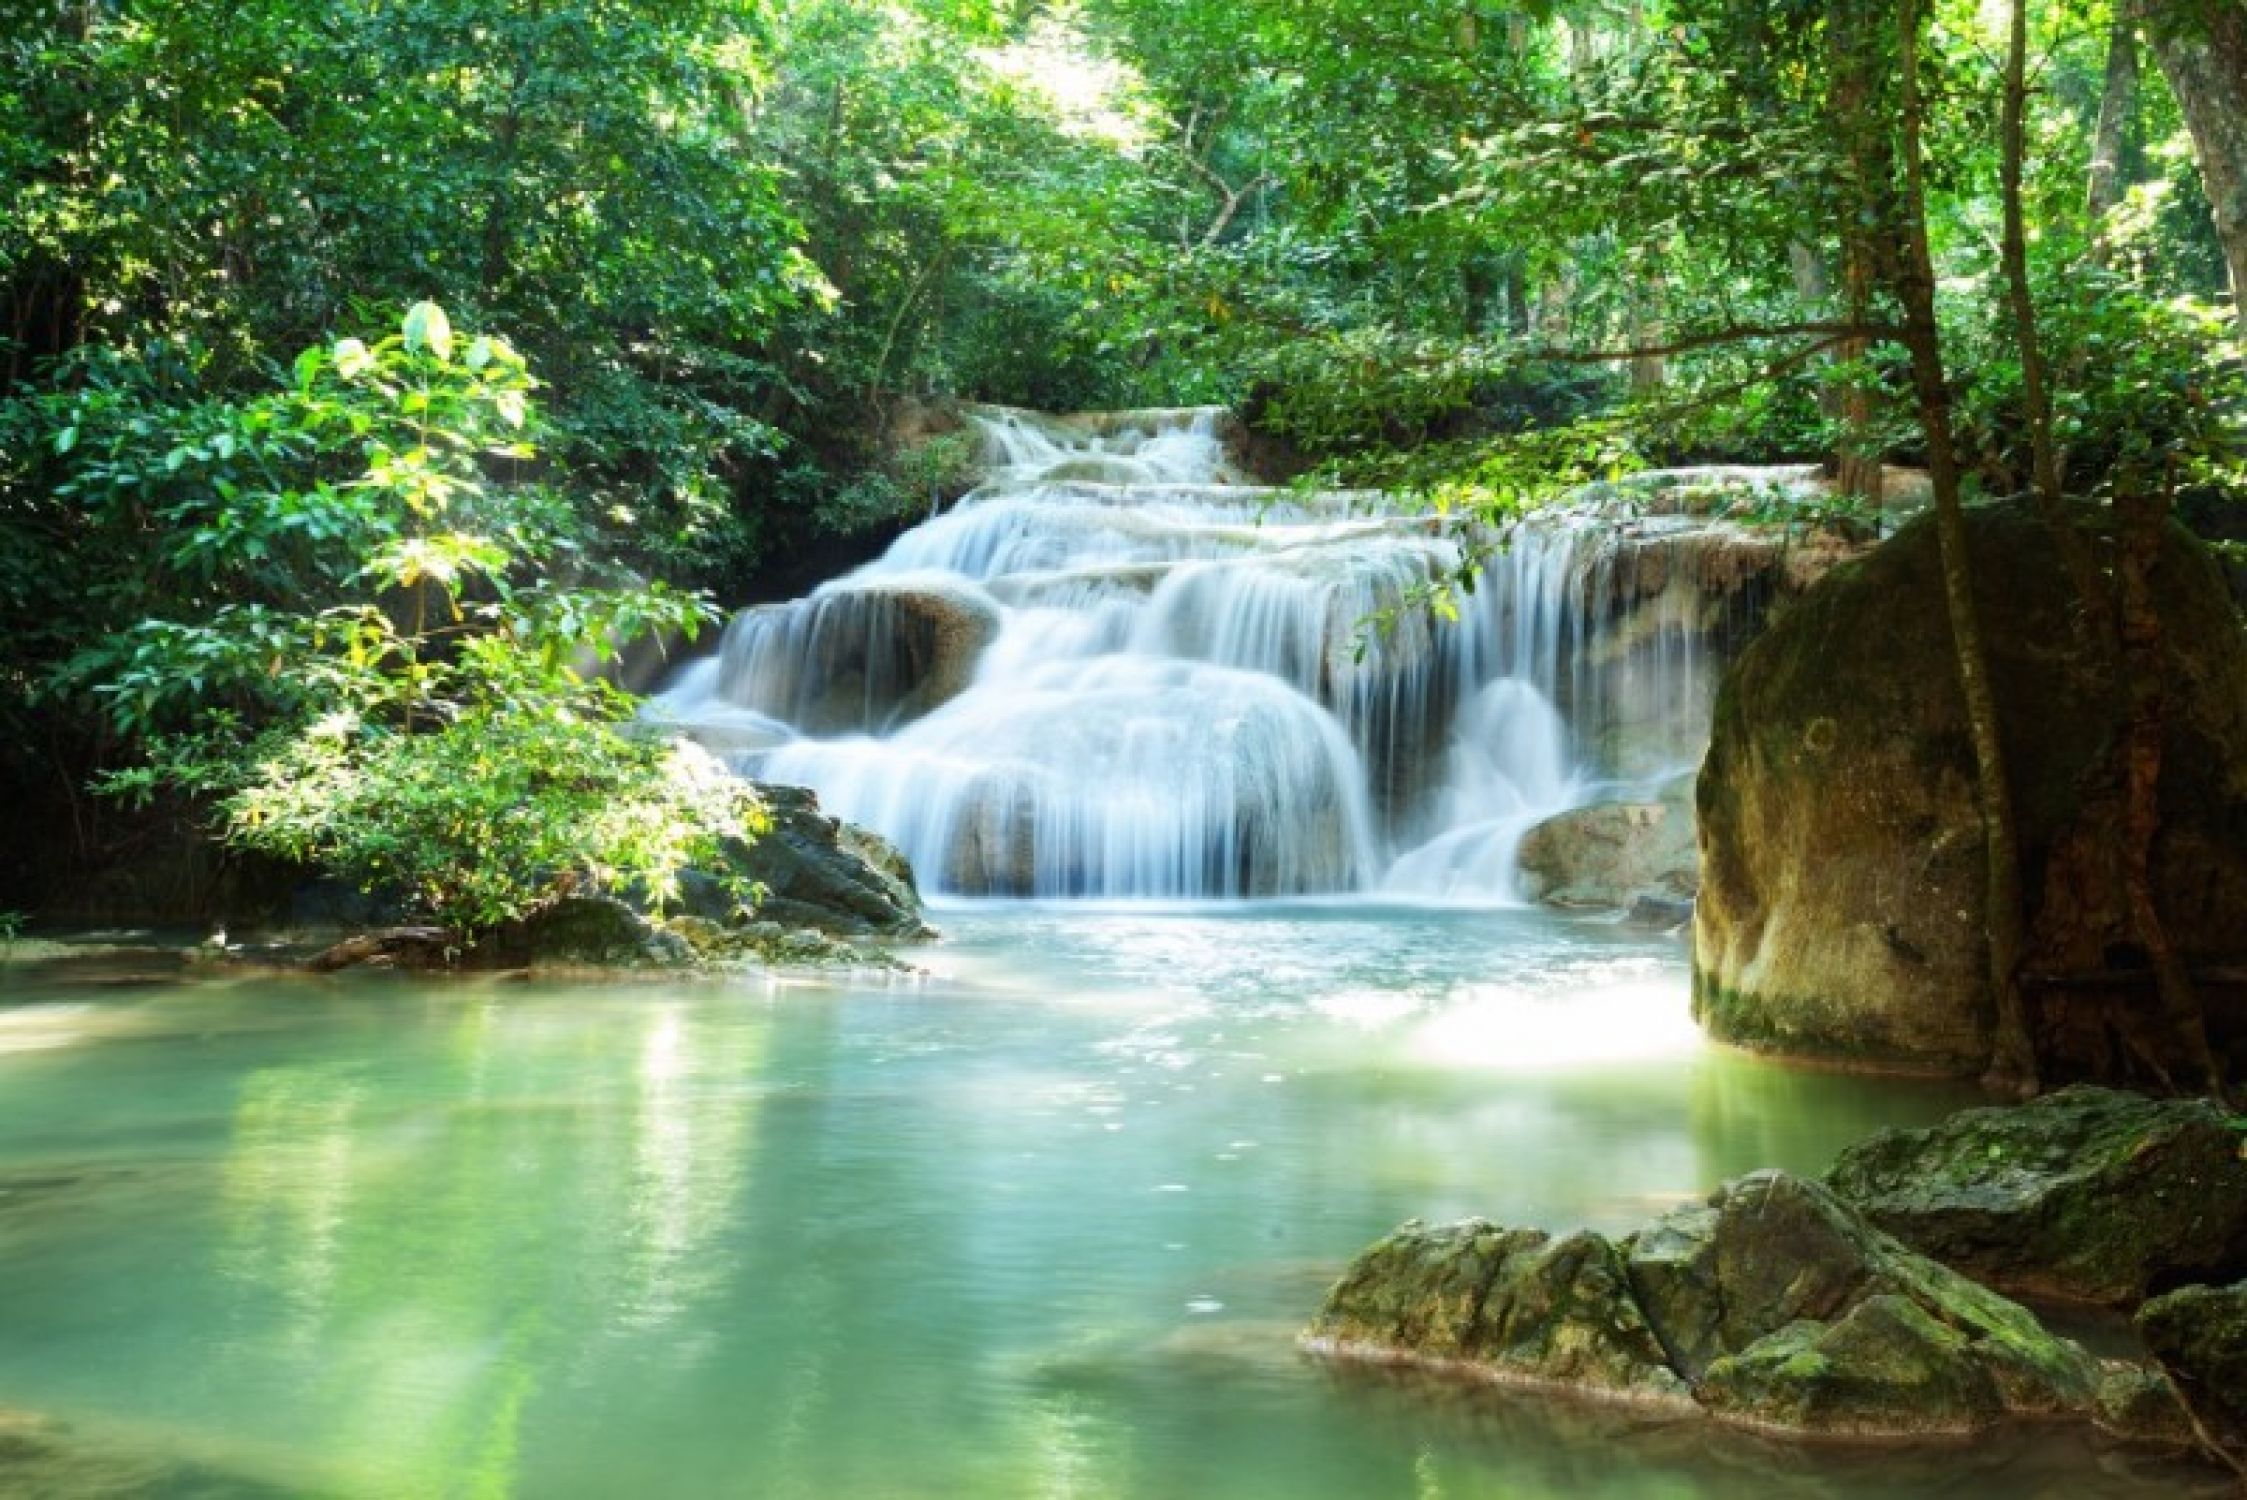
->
(654, 406, 1729, 902)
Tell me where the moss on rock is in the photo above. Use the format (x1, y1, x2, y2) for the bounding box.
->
(1827, 1085, 2247, 1306)
(1694, 499, 2247, 1082)
(2138, 1280, 2247, 1461)
(1307, 1171, 2106, 1441)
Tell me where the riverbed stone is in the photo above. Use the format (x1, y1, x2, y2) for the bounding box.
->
(1306, 1219, 1690, 1404)
(1694, 1294, 2004, 1437)
(2095, 1362, 2198, 1446)
(1516, 776, 1698, 913)
(1694, 498, 2247, 1081)
(1826, 1086, 2247, 1306)
(698, 783, 934, 940)
(2138, 1280, 2247, 1460)
(1628, 1172, 2101, 1422)
(1309, 1170, 2105, 1440)
(513, 896, 694, 969)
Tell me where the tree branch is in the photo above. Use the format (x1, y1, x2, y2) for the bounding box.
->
(1526, 319, 1891, 364)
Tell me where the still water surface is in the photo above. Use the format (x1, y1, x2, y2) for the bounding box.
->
(0, 907, 2220, 1497)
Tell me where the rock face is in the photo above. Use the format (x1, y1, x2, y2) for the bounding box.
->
(710, 783, 934, 940)
(711, 579, 1002, 738)
(1551, 470, 1878, 783)
(1308, 1220, 1691, 1406)
(1695, 499, 2247, 1080)
(510, 896, 695, 969)
(1828, 1086, 2247, 1306)
(1517, 776, 1698, 914)
(2138, 1281, 2247, 1461)
(1308, 1171, 2105, 1440)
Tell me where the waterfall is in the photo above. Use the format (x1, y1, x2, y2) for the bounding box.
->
(654, 407, 1746, 903)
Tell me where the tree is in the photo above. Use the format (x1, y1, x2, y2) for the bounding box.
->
(2145, 0, 2247, 330)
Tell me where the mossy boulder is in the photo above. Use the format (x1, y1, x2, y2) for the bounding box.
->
(1695, 498, 2247, 1080)
(1627, 1172, 2100, 1425)
(1306, 1171, 2103, 1440)
(2138, 1280, 2247, 1461)
(2095, 1362, 2198, 1447)
(509, 896, 693, 969)
(1694, 1295, 2006, 1437)
(1306, 1220, 1691, 1405)
(1827, 1085, 2247, 1306)
(691, 783, 934, 940)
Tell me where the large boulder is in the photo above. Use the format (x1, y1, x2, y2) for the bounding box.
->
(1827, 1086, 2247, 1306)
(703, 783, 934, 940)
(2138, 1281, 2247, 1462)
(1306, 1171, 2105, 1440)
(712, 578, 1001, 738)
(1517, 777, 1698, 914)
(507, 896, 693, 969)
(1694, 499, 2247, 1080)
(1306, 1220, 1692, 1407)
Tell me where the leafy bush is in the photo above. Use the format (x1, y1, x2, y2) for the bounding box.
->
(225, 693, 760, 934)
(58, 304, 758, 935)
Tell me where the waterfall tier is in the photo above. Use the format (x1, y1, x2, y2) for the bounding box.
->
(653, 407, 1865, 902)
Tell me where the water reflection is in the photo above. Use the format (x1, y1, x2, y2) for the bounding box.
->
(0, 909, 2212, 1498)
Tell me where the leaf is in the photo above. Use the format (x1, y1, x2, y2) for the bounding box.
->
(403, 302, 454, 360)
(334, 338, 374, 378)
(54, 426, 77, 455)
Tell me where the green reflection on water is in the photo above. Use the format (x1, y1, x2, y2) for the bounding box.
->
(0, 909, 2223, 1499)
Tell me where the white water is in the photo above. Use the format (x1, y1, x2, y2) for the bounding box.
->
(654, 407, 1715, 902)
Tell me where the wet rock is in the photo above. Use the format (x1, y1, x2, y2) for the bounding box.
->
(1827, 1086, 2247, 1306)
(713, 784, 934, 940)
(1517, 777, 1698, 913)
(663, 916, 903, 971)
(1695, 499, 2247, 1080)
(1627, 893, 1697, 931)
(711, 579, 1002, 738)
(2095, 1362, 2198, 1447)
(1626, 1173, 2100, 1424)
(511, 896, 693, 970)
(1308, 1171, 2105, 1441)
(2137, 1280, 2247, 1460)
(1694, 1293, 2006, 1437)
(1306, 1219, 1691, 1406)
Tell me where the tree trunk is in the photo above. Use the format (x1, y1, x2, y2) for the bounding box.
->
(2002, 0, 2065, 510)
(1825, 9, 1885, 506)
(2088, 18, 2143, 229)
(1629, 264, 1668, 394)
(2000, 0, 2106, 646)
(2147, 3, 2247, 328)
(1897, 0, 2040, 1092)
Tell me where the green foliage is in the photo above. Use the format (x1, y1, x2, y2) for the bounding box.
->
(36, 304, 756, 934)
(224, 692, 761, 935)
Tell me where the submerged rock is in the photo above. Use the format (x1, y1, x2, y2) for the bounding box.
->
(1694, 499, 2247, 1080)
(2138, 1280, 2247, 1461)
(1307, 1171, 2106, 1441)
(1827, 1086, 2247, 1306)
(664, 915, 907, 972)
